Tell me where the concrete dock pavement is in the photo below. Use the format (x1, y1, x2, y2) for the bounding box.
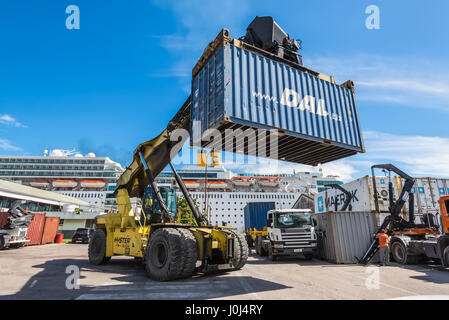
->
(0, 244, 448, 300)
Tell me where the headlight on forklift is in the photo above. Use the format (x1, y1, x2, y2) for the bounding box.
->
(273, 243, 284, 249)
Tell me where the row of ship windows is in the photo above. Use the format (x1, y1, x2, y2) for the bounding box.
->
(0, 159, 105, 164)
(203, 202, 292, 208)
(0, 172, 119, 177)
(62, 193, 103, 199)
(192, 193, 296, 200)
(0, 165, 104, 170)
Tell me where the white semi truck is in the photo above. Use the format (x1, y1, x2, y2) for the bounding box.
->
(246, 206, 318, 261)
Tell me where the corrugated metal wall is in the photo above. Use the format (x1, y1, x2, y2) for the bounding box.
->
(312, 211, 377, 264)
(41, 217, 60, 244)
(225, 45, 363, 149)
(26, 212, 46, 246)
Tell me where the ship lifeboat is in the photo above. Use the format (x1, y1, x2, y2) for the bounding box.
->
(258, 177, 279, 187)
(80, 180, 105, 188)
(232, 176, 253, 187)
(52, 180, 78, 188)
(29, 180, 50, 188)
(184, 180, 200, 189)
(206, 181, 228, 189)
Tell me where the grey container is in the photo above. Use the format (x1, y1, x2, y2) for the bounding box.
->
(191, 30, 365, 166)
(312, 211, 378, 264)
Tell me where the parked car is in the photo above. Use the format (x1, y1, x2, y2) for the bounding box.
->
(71, 228, 95, 244)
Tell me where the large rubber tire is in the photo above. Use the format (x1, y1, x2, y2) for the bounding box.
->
(268, 245, 277, 261)
(229, 230, 248, 270)
(177, 228, 198, 279)
(88, 229, 110, 265)
(443, 247, 449, 267)
(391, 241, 421, 265)
(145, 228, 185, 281)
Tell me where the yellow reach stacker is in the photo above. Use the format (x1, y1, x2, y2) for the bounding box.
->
(88, 100, 248, 281)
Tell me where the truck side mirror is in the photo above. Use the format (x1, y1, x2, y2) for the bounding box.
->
(312, 218, 317, 227)
(267, 218, 272, 226)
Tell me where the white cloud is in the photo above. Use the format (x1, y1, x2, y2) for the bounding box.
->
(0, 138, 20, 151)
(360, 131, 449, 177)
(149, 0, 251, 84)
(0, 114, 27, 128)
(305, 55, 449, 112)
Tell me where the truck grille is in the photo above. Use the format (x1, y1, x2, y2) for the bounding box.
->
(281, 232, 312, 248)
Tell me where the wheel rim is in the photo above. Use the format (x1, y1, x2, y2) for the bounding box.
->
(151, 240, 168, 268)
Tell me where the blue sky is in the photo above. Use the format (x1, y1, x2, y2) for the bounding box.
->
(1, 0, 448, 180)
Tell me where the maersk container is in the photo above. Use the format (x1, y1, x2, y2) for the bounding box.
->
(244, 202, 275, 231)
(191, 31, 364, 166)
(314, 175, 402, 214)
(315, 175, 449, 216)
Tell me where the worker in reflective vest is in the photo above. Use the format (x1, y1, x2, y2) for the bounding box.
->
(376, 230, 390, 266)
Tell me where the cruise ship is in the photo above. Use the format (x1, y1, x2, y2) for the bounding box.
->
(0, 150, 123, 208)
(0, 150, 343, 232)
(156, 166, 342, 231)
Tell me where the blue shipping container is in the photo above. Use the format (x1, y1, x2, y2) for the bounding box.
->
(244, 202, 275, 231)
(192, 40, 365, 166)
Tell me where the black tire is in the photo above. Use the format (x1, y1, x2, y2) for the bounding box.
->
(268, 245, 277, 261)
(88, 229, 110, 265)
(257, 237, 268, 257)
(246, 234, 254, 248)
(229, 230, 248, 270)
(391, 242, 407, 264)
(255, 237, 261, 256)
(145, 228, 185, 281)
(0, 235, 5, 250)
(304, 254, 313, 261)
(391, 241, 420, 265)
(177, 228, 198, 279)
(9, 243, 25, 249)
(443, 247, 449, 267)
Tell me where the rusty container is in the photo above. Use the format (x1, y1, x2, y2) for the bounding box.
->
(40, 217, 60, 244)
(25, 212, 46, 246)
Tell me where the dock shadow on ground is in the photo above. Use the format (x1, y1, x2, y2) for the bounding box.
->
(0, 257, 291, 300)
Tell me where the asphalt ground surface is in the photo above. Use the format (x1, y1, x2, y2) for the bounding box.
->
(0, 243, 448, 300)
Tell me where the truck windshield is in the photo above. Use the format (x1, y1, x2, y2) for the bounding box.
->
(274, 212, 312, 229)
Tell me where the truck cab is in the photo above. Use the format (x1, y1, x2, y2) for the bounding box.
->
(261, 209, 318, 261)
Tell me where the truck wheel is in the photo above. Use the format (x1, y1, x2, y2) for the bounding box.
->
(88, 229, 110, 265)
(391, 242, 407, 264)
(230, 230, 248, 270)
(0, 235, 5, 250)
(268, 245, 277, 261)
(304, 254, 313, 261)
(391, 241, 420, 265)
(145, 228, 184, 281)
(245, 234, 254, 248)
(255, 237, 261, 256)
(177, 228, 198, 279)
(443, 247, 449, 267)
